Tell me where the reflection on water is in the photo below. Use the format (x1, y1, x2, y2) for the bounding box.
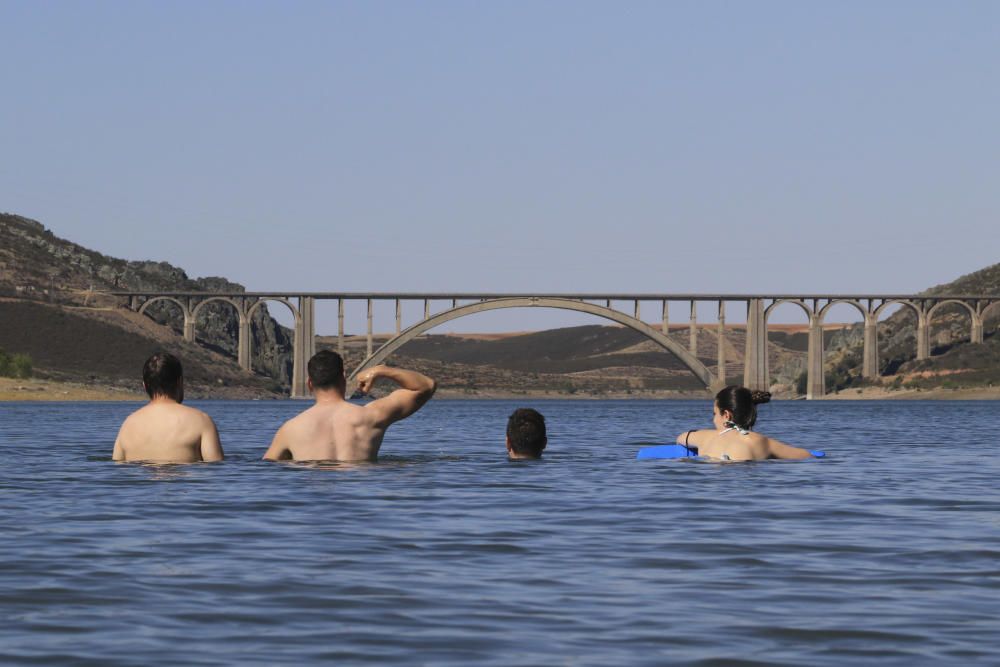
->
(1, 399, 999, 665)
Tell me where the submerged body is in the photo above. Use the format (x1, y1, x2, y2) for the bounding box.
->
(264, 359, 435, 463)
(677, 385, 814, 462)
(113, 398, 223, 463)
(112, 353, 223, 463)
(265, 400, 390, 462)
(680, 426, 811, 462)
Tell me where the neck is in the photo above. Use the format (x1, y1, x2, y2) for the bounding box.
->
(313, 388, 346, 405)
(149, 394, 179, 405)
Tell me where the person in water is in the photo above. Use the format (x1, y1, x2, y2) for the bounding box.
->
(677, 385, 814, 461)
(112, 352, 224, 463)
(506, 408, 547, 459)
(263, 350, 436, 462)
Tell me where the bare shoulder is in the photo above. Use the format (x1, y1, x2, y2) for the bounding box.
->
(679, 429, 718, 447)
(176, 403, 216, 425)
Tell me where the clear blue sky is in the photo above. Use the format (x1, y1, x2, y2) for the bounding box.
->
(2, 1, 998, 332)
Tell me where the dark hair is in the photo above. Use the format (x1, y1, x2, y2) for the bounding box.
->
(308, 350, 345, 390)
(507, 408, 547, 458)
(714, 385, 770, 430)
(142, 352, 183, 399)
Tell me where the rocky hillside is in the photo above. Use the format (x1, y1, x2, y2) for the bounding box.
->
(0, 298, 283, 398)
(822, 263, 1000, 392)
(0, 213, 293, 385)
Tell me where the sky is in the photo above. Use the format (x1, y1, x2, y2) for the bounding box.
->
(2, 1, 998, 333)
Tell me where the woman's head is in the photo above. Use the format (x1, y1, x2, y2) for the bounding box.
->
(713, 385, 771, 431)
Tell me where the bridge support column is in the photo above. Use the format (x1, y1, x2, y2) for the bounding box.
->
(237, 315, 251, 371)
(366, 299, 373, 358)
(291, 296, 315, 399)
(689, 301, 698, 354)
(862, 316, 878, 379)
(743, 299, 768, 392)
(716, 301, 726, 386)
(338, 299, 345, 355)
(916, 312, 930, 360)
(661, 301, 669, 335)
(807, 317, 824, 399)
(972, 315, 984, 344)
(183, 316, 195, 343)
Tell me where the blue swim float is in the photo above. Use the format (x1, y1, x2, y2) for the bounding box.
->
(636, 444, 825, 460)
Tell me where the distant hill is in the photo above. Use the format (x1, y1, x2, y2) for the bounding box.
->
(0, 212, 293, 387)
(0, 299, 281, 397)
(2, 211, 997, 398)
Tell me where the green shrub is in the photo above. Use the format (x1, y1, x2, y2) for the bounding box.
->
(0, 348, 33, 379)
(11, 354, 32, 379)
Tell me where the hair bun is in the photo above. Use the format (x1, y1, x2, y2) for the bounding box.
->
(750, 390, 771, 405)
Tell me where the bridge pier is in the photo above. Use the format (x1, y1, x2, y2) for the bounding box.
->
(366, 298, 373, 358)
(716, 301, 726, 385)
(291, 296, 316, 399)
(743, 299, 768, 392)
(183, 316, 196, 343)
(338, 298, 345, 356)
(237, 315, 251, 371)
(689, 301, 698, 354)
(807, 317, 824, 399)
(972, 315, 984, 344)
(862, 316, 878, 379)
(916, 312, 930, 360)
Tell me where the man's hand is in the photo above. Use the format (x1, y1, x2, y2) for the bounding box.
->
(357, 365, 385, 394)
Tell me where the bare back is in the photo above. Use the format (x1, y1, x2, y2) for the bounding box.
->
(264, 365, 436, 463)
(681, 428, 813, 461)
(113, 400, 223, 463)
(269, 401, 386, 462)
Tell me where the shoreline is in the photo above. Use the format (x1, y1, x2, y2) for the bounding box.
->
(2, 376, 999, 402)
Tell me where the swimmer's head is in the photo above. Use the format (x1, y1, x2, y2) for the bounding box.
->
(714, 385, 770, 431)
(506, 408, 547, 459)
(307, 350, 346, 394)
(142, 352, 184, 402)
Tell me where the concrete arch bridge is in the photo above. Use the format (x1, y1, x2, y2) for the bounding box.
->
(113, 292, 1000, 399)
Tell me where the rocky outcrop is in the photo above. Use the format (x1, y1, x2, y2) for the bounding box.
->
(0, 212, 293, 386)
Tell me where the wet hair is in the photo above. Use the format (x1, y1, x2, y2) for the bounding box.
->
(714, 385, 771, 430)
(308, 350, 345, 390)
(142, 352, 183, 399)
(506, 408, 547, 458)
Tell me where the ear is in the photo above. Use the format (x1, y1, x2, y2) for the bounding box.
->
(307, 378, 314, 393)
(506, 435, 512, 453)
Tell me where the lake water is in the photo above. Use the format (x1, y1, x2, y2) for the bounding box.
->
(1, 399, 998, 665)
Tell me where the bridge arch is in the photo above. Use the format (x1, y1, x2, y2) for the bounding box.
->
(191, 296, 244, 321)
(980, 300, 1000, 324)
(347, 297, 717, 390)
(817, 299, 868, 325)
(873, 299, 921, 321)
(764, 299, 813, 323)
(926, 299, 978, 353)
(246, 297, 300, 324)
(137, 296, 190, 320)
(926, 298, 976, 322)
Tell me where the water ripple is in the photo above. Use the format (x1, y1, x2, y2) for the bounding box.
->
(1, 399, 999, 664)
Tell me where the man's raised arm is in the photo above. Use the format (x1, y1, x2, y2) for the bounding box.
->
(359, 365, 436, 429)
